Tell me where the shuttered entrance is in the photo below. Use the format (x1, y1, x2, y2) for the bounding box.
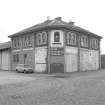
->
(50, 63, 64, 73)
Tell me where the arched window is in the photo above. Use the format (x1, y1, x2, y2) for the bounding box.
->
(36, 32, 47, 46)
(54, 31, 60, 42)
(42, 32, 47, 44)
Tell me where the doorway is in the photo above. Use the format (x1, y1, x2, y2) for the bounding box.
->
(50, 63, 64, 73)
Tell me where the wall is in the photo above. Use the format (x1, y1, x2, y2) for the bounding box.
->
(0, 49, 11, 70)
(35, 46, 47, 73)
(80, 48, 99, 71)
(11, 48, 34, 70)
(65, 46, 78, 72)
(11, 32, 35, 70)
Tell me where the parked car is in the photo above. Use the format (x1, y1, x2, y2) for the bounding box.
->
(15, 64, 34, 73)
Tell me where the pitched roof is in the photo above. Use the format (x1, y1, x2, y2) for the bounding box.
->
(8, 17, 102, 38)
(0, 41, 11, 50)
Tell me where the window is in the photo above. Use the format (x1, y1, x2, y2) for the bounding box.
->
(54, 31, 60, 42)
(27, 36, 32, 47)
(17, 37, 20, 48)
(24, 54, 27, 64)
(23, 35, 33, 48)
(90, 38, 98, 50)
(80, 35, 88, 47)
(12, 38, 16, 49)
(36, 32, 47, 46)
(36, 33, 42, 45)
(12, 38, 21, 49)
(66, 32, 77, 46)
(42, 32, 47, 44)
(13, 54, 19, 63)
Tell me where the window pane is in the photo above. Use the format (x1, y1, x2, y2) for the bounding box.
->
(36, 33, 42, 45)
(42, 32, 47, 44)
(80, 35, 88, 47)
(54, 31, 60, 42)
(66, 32, 76, 46)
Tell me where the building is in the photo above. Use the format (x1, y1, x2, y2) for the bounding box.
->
(0, 41, 11, 70)
(101, 54, 105, 69)
(8, 17, 102, 73)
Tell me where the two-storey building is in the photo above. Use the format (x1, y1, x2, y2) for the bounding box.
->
(8, 17, 102, 73)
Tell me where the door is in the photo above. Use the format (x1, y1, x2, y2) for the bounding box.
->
(50, 63, 64, 73)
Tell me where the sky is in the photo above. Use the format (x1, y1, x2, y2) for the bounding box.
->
(0, 0, 105, 53)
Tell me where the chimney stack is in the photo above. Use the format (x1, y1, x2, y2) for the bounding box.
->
(68, 20, 74, 25)
(47, 16, 50, 20)
(55, 17, 62, 21)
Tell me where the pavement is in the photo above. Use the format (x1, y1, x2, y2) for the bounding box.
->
(0, 69, 105, 105)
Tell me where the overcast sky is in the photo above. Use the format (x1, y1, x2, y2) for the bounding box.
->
(0, 0, 105, 53)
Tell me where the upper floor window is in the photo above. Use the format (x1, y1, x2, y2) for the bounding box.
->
(42, 32, 47, 44)
(90, 38, 99, 50)
(23, 35, 33, 48)
(80, 35, 88, 47)
(13, 54, 19, 63)
(66, 32, 77, 46)
(12, 37, 20, 49)
(36, 31, 47, 46)
(54, 31, 60, 42)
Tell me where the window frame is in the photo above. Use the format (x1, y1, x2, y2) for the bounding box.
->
(66, 31, 77, 46)
(35, 31, 48, 46)
(80, 35, 88, 48)
(13, 54, 19, 63)
(90, 38, 99, 50)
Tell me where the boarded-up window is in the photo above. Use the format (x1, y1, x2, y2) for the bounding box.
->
(66, 32, 77, 46)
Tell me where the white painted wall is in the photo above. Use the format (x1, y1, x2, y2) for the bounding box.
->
(35, 47, 47, 72)
(80, 48, 99, 71)
(65, 46, 78, 72)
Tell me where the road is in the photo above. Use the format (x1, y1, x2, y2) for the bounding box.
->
(0, 70, 105, 105)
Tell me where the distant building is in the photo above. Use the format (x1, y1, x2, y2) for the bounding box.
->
(101, 54, 105, 69)
(8, 17, 102, 73)
(0, 41, 11, 70)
